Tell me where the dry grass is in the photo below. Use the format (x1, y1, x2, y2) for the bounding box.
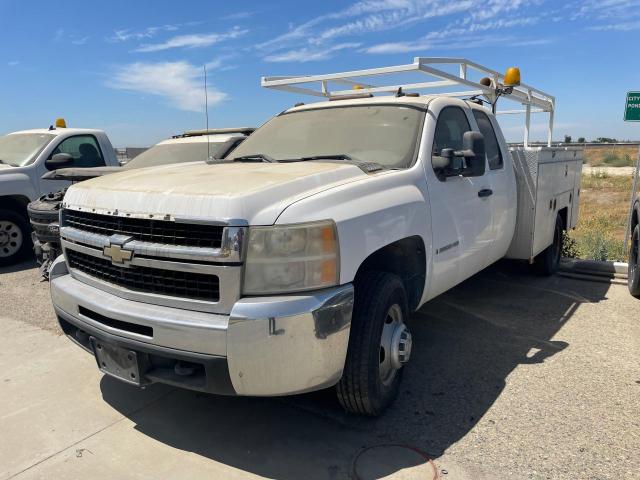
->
(582, 145, 638, 167)
(567, 173, 634, 261)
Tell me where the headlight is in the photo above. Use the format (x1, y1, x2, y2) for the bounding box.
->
(243, 220, 339, 295)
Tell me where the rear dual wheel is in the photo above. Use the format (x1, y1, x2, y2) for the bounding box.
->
(337, 271, 412, 416)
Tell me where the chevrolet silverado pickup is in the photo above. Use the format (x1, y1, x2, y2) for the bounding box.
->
(50, 58, 583, 415)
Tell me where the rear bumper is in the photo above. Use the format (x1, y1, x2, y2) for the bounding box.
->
(50, 257, 354, 396)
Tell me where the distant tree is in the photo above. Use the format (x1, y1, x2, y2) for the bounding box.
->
(596, 137, 618, 143)
(577, 137, 586, 143)
(564, 135, 572, 143)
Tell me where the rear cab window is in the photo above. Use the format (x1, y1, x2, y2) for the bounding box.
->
(472, 110, 503, 170)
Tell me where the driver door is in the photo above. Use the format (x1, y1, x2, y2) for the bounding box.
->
(424, 102, 494, 297)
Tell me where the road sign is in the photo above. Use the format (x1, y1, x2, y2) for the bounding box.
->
(624, 91, 640, 121)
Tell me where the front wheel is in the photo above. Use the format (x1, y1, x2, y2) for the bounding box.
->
(533, 213, 563, 276)
(0, 209, 31, 267)
(336, 271, 412, 416)
(628, 225, 640, 298)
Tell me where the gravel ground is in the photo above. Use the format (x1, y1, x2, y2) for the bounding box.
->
(0, 260, 638, 479)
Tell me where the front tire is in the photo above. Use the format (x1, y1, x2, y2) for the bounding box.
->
(336, 271, 412, 416)
(0, 209, 31, 267)
(628, 225, 640, 298)
(533, 213, 563, 276)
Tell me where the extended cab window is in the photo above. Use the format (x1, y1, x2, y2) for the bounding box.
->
(473, 110, 503, 170)
(432, 106, 471, 175)
(52, 135, 105, 168)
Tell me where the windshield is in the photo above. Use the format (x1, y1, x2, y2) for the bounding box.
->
(0, 133, 55, 167)
(229, 105, 425, 169)
(123, 141, 229, 169)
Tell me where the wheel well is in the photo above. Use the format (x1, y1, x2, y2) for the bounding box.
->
(354, 236, 426, 311)
(558, 206, 568, 230)
(0, 195, 30, 217)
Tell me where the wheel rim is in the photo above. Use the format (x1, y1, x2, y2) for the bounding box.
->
(379, 304, 412, 386)
(0, 220, 23, 258)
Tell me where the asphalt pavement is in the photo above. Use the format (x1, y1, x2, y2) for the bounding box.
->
(0, 259, 638, 480)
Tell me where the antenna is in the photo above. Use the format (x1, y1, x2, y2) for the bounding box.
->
(203, 65, 211, 161)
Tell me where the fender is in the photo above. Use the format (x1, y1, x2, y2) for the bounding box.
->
(0, 169, 38, 203)
(276, 165, 433, 302)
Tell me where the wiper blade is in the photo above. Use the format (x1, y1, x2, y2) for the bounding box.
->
(298, 154, 352, 161)
(232, 153, 277, 163)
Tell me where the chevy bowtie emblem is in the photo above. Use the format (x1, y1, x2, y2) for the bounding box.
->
(103, 235, 135, 266)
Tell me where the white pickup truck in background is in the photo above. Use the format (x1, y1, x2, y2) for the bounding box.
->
(50, 58, 582, 416)
(0, 121, 119, 265)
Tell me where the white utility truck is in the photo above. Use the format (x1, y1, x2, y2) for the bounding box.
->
(0, 120, 118, 265)
(50, 58, 582, 415)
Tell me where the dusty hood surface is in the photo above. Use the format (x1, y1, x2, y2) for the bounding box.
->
(63, 161, 368, 225)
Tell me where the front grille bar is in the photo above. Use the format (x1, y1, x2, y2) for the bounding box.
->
(60, 225, 245, 264)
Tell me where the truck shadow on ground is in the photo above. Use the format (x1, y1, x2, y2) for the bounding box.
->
(0, 258, 37, 274)
(100, 261, 610, 479)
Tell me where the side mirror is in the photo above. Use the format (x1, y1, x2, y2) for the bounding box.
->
(45, 153, 74, 170)
(460, 131, 485, 177)
(433, 131, 485, 179)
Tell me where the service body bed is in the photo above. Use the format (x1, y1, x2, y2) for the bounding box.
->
(507, 147, 583, 260)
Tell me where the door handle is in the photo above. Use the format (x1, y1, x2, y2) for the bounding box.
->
(478, 188, 493, 198)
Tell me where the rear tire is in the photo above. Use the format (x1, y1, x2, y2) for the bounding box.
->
(533, 213, 563, 276)
(336, 271, 411, 416)
(0, 209, 31, 267)
(628, 225, 640, 298)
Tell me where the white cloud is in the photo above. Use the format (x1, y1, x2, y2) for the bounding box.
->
(108, 61, 226, 112)
(71, 36, 90, 45)
(7, 61, 19, 67)
(574, 0, 640, 20)
(107, 23, 201, 43)
(134, 27, 248, 52)
(264, 43, 362, 62)
(589, 20, 640, 31)
(257, 0, 541, 63)
(365, 16, 542, 53)
(53, 28, 65, 42)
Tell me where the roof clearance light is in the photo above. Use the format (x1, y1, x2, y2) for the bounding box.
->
(352, 85, 364, 90)
(504, 67, 521, 87)
(55, 118, 67, 128)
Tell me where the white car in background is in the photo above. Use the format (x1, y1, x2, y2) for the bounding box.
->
(0, 121, 119, 266)
(29, 127, 254, 275)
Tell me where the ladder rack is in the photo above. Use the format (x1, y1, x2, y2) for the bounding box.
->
(262, 57, 556, 147)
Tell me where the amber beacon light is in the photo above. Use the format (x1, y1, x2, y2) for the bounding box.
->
(503, 67, 521, 87)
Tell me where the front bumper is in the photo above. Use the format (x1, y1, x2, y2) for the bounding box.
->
(50, 258, 354, 396)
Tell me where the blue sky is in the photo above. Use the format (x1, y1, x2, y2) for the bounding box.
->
(1, 0, 639, 147)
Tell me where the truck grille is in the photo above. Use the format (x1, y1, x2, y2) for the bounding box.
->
(63, 209, 223, 249)
(66, 249, 220, 302)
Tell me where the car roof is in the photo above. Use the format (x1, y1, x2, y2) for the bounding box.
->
(7, 128, 105, 136)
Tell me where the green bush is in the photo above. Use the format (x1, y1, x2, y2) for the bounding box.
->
(561, 233, 579, 258)
(573, 232, 626, 262)
(602, 153, 633, 167)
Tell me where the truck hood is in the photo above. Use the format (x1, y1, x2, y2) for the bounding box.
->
(63, 161, 370, 225)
